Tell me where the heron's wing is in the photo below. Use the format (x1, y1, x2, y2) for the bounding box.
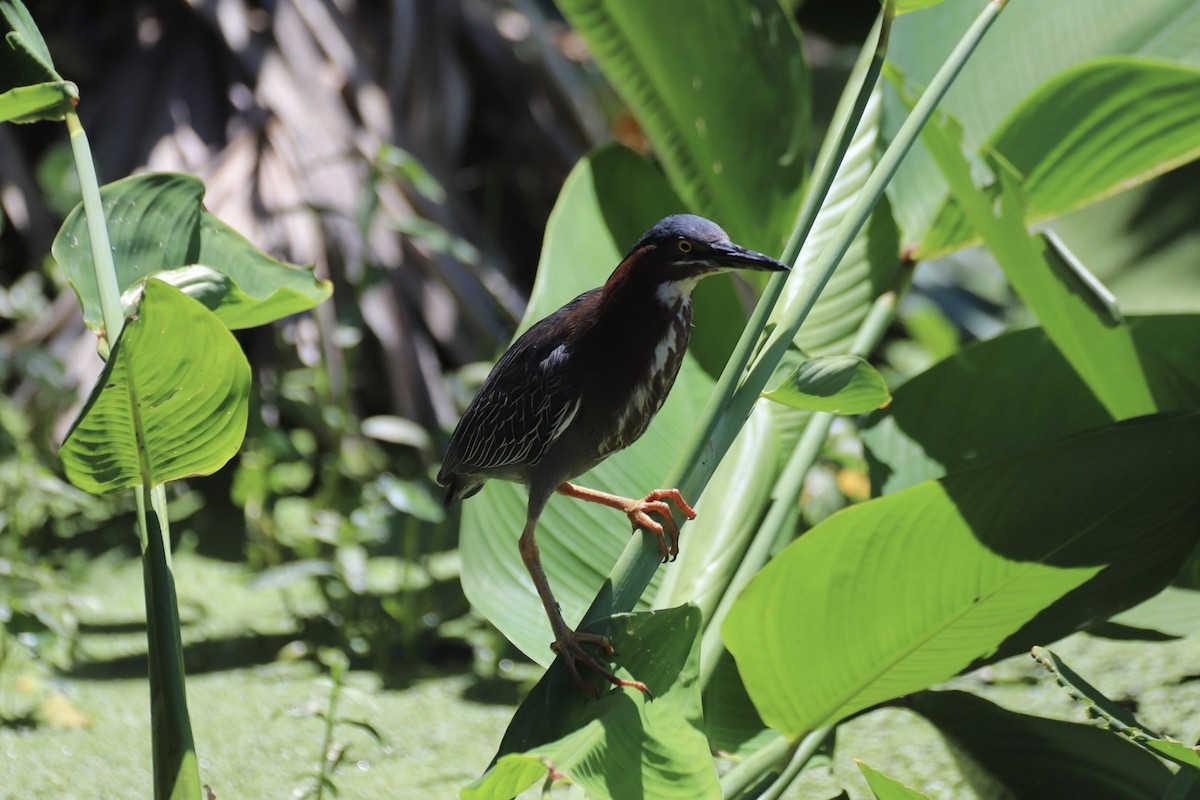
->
(441, 299, 587, 477)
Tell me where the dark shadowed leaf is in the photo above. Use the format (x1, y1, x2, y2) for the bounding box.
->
(909, 690, 1175, 799)
(862, 315, 1200, 494)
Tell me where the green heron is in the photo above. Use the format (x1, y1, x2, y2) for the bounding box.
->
(438, 214, 788, 695)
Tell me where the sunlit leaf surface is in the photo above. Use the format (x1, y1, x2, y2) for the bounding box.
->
(61, 279, 251, 493)
(724, 411, 1200, 737)
(52, 172, 330, 335)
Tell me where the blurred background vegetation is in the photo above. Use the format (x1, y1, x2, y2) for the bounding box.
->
(2, 1, 1198, 797)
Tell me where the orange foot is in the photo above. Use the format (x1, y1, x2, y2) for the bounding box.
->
(557, 483, 697, 562)
(552, 628, 652, 698)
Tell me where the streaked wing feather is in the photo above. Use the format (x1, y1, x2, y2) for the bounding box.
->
(444, 323, 581, 476)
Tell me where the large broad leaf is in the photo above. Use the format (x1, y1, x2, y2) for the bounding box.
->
(459, 147, 718, 667)
(909, 690, 1175, 799)
(699, 50, 900, 774)
(909, 87, 1156, 420)
(920, 58, 1200, 258)
(59, 279, 251, 493)
(52, 172, 330, 335)
(862, 315, 1200, 494)
(885, 0, 1200, 243)
(555, 0, 808, 254)
(466, 605, 719, 800)
(723, 411, 1200, 738)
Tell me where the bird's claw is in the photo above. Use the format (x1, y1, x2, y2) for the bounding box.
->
(551, 630, 652, 699)
(624, 489, 697, 561)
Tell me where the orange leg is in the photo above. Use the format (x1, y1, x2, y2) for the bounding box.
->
(556, 482, 697, 561)
(518, 514, 651, 697)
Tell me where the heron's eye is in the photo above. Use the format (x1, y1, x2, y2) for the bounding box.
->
(677, 240, 693, 254)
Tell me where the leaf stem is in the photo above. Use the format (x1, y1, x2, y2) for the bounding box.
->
(583, 3, 894, 626)
(719, 725, 833, 799)
(739, 0, 1004, 408)
(139, 486, 201, 800)
(699, 287, 902, 687)
(64, 108, 124, 349)
(65, 106, 199, 798)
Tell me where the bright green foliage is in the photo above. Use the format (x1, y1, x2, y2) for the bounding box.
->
(59, 279, 251, 494)
(891, 0, 946, 14)
(763, 351, 891, 414)
(858, 761, 931, 800)
(910, 690, 1176, 798)
(724, 411, 1200, 738)
(0, 1, 76, 123)
(553, 0, 809, 255)
(52, 172, 331, 336)
(920, 58, 1200, 258)
(910, 87, 1156, 420)
(467, 2, 1200, 797)
(0, 80, 74, 123)
(466, 605, 719, 800)
(885, 0, 1200, 242)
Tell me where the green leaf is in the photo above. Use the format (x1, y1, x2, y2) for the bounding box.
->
(651, 403, 778, 622)
(920, 58, 1200, 258)
(60, 279, 251, 493)
(763, 351, 890, 414)
(468, 606, 719, 800)
(862, 315, 1200, 494)
(459, 147, 718, 667)
(893, 0, 947, 14)
(0, 80, 75, 123)
(1105, 586, 1200, 640)
(909, 690, 1175, 799)
(884, 0, 1200, 243)
(723, 411, 1200, 738)
(52, 172, 330, 335)
(857, 761, 931, 800)
(1032, 647, 1200, 776)
(766, 86, 901, 458)
(701, 648, 781, 758)
(554, 0, 808, 254)
(0, 0, 61, 88)
(910, 87, 1156, 420)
